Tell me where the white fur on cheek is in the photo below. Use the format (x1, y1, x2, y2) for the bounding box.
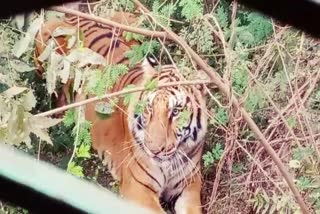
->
(175, 195, 188, 214)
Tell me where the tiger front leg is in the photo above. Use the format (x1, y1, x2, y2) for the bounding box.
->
(174, 175, 203, 214)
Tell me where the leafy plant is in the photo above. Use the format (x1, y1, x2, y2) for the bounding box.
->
(202, 143, 224, 168)
(125, 40, 160, 67)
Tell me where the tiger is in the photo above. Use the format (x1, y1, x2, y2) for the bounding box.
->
(34, 11, 209, 214)
(34, 11, 140, 113)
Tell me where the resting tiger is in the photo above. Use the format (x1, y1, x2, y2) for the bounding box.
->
(34, 11, 209, 214)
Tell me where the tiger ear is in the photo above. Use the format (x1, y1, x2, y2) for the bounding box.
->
(194, 69, 212, 96)
(142, 55, 158, 71)
(141, 55, 158, 79)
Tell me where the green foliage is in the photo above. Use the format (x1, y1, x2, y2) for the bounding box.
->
(85, 64, 128, 97)
(214, 6, 229, 30)
(152, 1, 177, 27)
(76, 144, 91, 159)
(232, 60, 249, 94)
(245, 85, 267, 113)
(178, 0, 203, 21)
(125, 41, 160, 67)
(180, 18, 214, 55)
(144, 78, 158, 91)
(122, 84, 136, 106)
(212, 107, 229, 125)
(286, 115, 297, 128)
(292, 146, 314, 161)
(67, 161, 84, 178)
(249, 188, 300, 214)
(134, 100, 146, 114)
(202, 143, 224, 168)
(72, 119, 92, 146)
(123, 31, 144, 42)
(63, 109, 76, 128)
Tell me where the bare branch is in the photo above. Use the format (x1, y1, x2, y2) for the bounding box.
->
(35, 80, 212, 118)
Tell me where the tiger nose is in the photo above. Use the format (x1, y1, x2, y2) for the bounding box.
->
(150, 146, 176, 156)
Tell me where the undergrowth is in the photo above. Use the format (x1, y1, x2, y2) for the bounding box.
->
(0, 0, 319, 213)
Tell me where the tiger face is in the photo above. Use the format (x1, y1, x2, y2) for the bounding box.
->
(128, 61, 208, 163)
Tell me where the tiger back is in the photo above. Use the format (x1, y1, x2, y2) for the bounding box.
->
(34, 11, 140, 113)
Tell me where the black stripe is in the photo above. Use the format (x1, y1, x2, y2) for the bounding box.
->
(80, 21, 92, 28)
(129, 168, 157, 194)
(109, 39, 121, 52)
(118, 68, 141, 87)
(196, 108, 202, 129)
(117, 57, 129, 64)
(173, 160, 200, 189)
(192, 127, 198, 141)
(137, 116, 143, 130)
(186, 143, 203, 161)
(88, 32, 113, 48)
(102, 47, 110, 57)
(84, 29, 97, 37)
(159, 167, 166, 184)
(96, 45, 106, 55)
(135, 158, 162, 188)
(130, 71, 144, 84)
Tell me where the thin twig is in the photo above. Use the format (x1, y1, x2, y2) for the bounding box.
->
(35, 80, 212, 117)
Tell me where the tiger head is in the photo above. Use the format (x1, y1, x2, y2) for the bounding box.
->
(128, 58, 208, 162)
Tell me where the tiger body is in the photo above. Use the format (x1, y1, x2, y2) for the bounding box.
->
(34, 12, 208, 214)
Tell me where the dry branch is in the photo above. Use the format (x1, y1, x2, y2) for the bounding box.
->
(47, 4, 309, 213)
(35, 80, 212, 117)
(50, 6, 167, 39)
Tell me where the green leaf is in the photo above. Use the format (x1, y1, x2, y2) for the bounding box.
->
(67, 162, 84, 178)
(179, 0, 203, 21)
(63, 109, 76, 127)
(287, 115, 297, 128)
(134, 101, 146, 114)
(214, 107, 228, 125)
(76, 144, 91, 158)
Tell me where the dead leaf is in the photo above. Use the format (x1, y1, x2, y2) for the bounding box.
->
(3, 86, 28, 98)
(12, 16, 43, 58)
(10, 59, 36, 72)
